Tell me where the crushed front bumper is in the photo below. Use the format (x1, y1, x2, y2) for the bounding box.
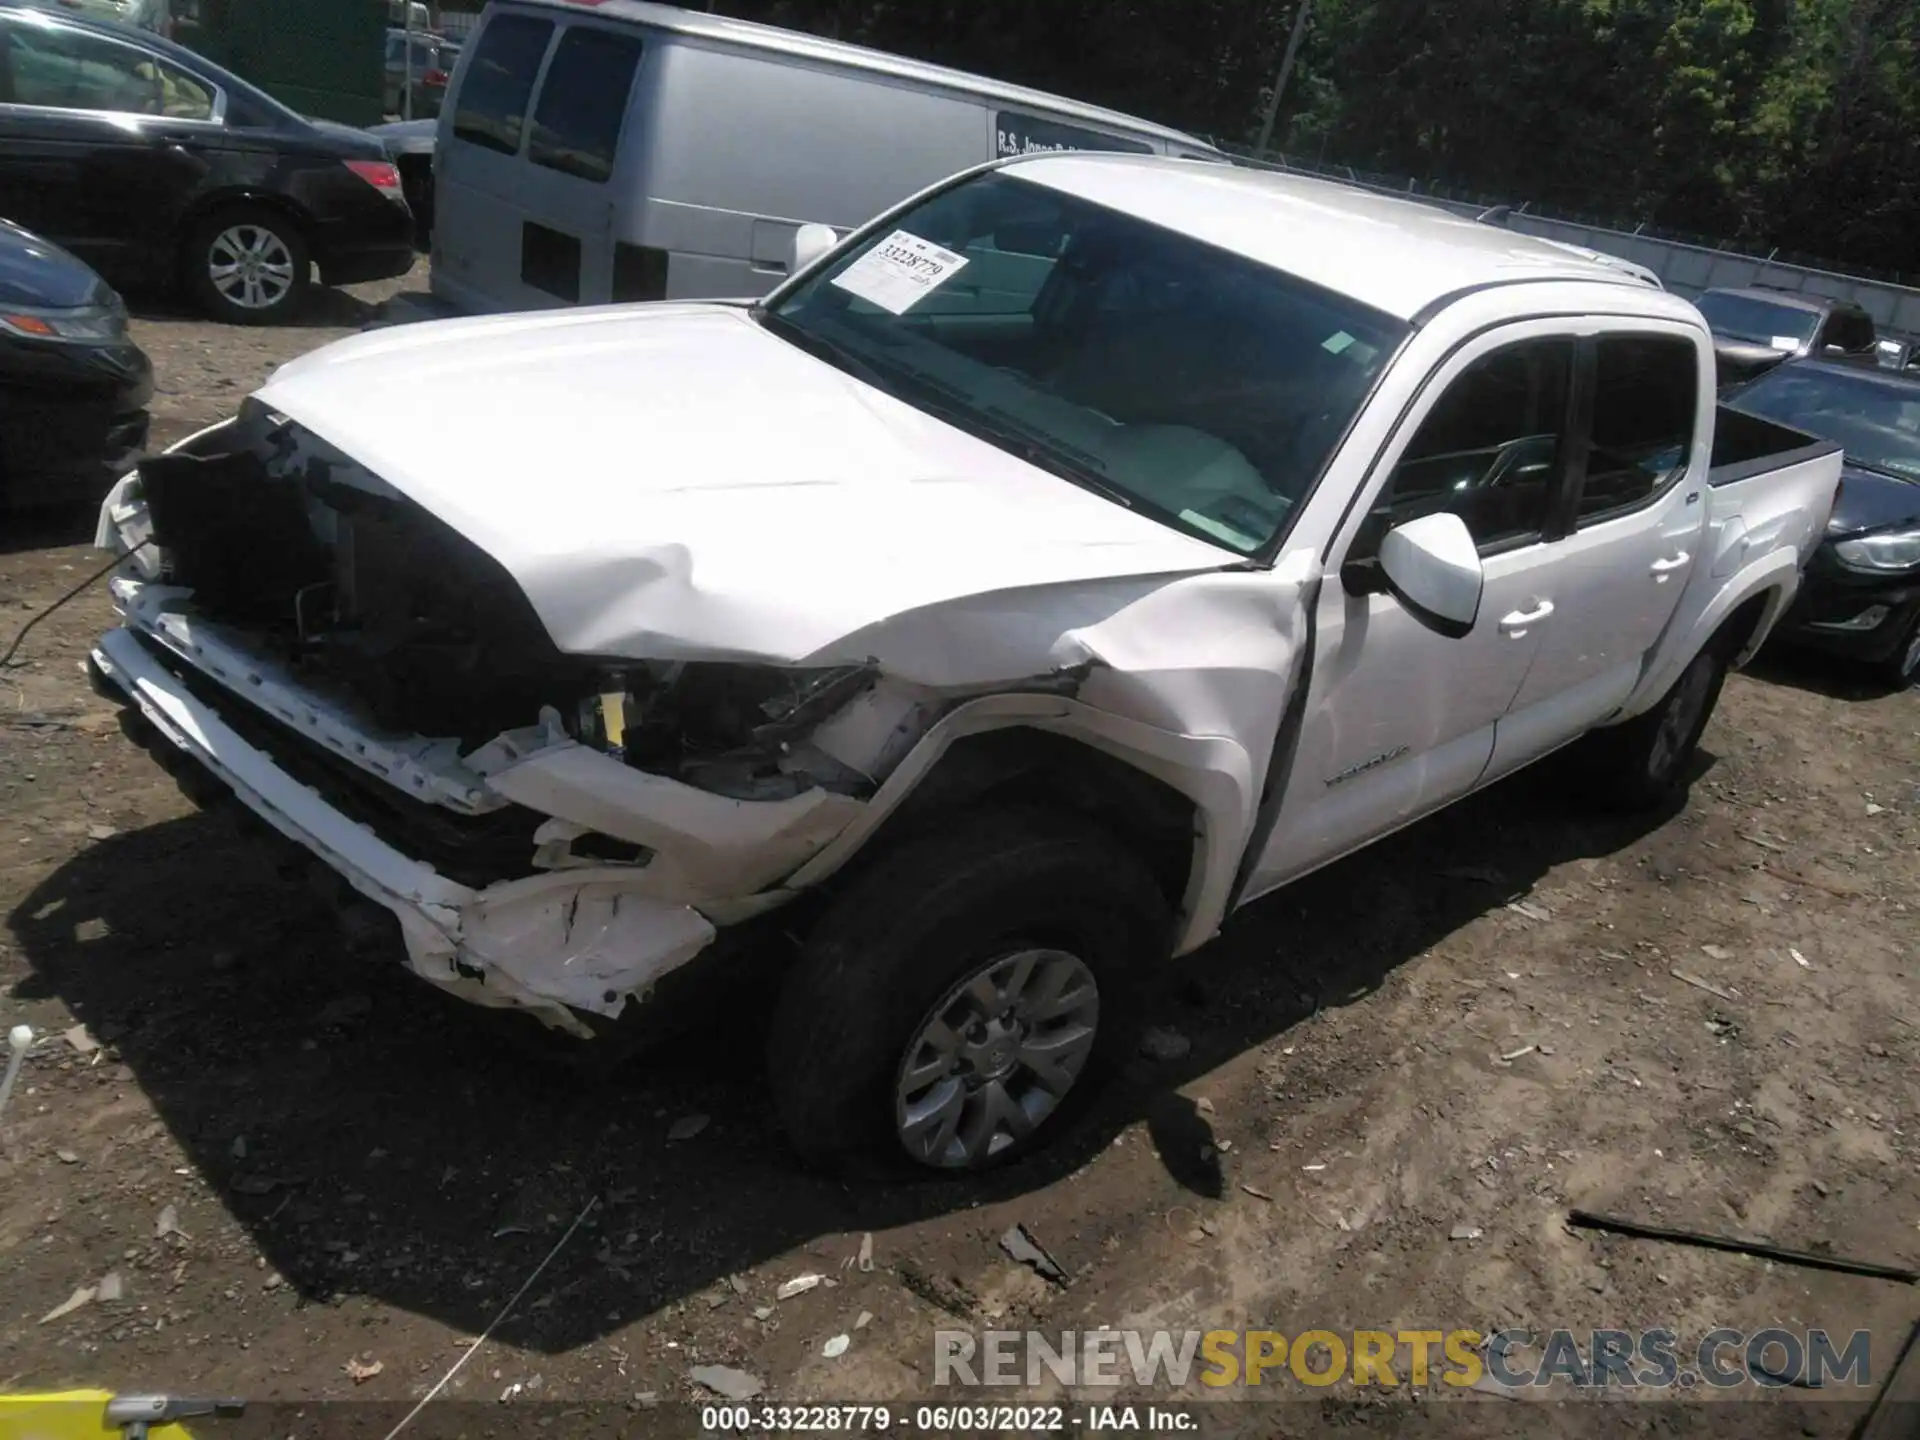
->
(89, 624, 720, 1034)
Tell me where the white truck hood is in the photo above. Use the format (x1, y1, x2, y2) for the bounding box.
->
(255, 303, 1233, 672)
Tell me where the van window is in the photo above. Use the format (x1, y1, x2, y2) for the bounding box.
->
(1577, 334, 1697, 522)
(528, 26, 643, 184)
(451, 12, 552, 156)
(994, 111, 1154, 159)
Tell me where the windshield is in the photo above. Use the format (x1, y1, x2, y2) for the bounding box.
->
(1731, 365, 1920, 481)
(1694, 291, 1821, 351)
(757, 171, 1407, 556)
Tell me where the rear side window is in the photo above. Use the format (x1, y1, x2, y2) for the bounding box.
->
(528, 26, 643, 184)
(451, 12, 552, 155)
(2, 18, 213, 119)
(1577, 335, 1697, 523)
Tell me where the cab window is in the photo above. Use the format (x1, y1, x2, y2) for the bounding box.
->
(1354, 337, 1575, 558)
(1576, 334, 1697, 523)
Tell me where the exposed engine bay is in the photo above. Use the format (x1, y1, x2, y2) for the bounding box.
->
(134, 400, 888, 807)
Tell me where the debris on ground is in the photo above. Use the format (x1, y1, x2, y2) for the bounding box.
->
(1791, 948, 1813, 969)
(855, 1311, 873, 1329)
(63, 1023, 99, 1055)
(667, 1114, 710, 1142)
(1498, 1044, 1539, 1063)
(691, 1365, 764, 1401)
(39, 1285, 96, 1324)
(1000, 1223, 1070, 1286)
(344, 1356, 384, 1384)
(1567, 1209, 1920, 1282)
(95, 1270, 124, 1303)
(1671, 969, 1738, 1002)
(1701, 945, 1733, 961)
(823, 1334, 851, 1359)
(776, 1273, 826, 1300)
(1241, 1184, 1273, 1201)
(1450, 1225, 1484, 1242)
(1140, 1027, 1191, 1062)
(1506, 901, 1553, 922)
(155, 1204, 187, 1240)
(54, 1147, 78, 1164)
(0, 1024, 31, 1123)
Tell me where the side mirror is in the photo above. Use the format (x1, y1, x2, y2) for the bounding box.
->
(790, 224, 838, 276)
(1377, 512, 1483, 638)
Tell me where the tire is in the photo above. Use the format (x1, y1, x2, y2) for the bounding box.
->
(1876, 612, 1920, 691)
(184, 205, 310, 325)
(765, 807, 1172, 1174)
(1575, 645, 1728, 813)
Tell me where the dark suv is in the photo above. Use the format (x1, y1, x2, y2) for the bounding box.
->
(1695, 286, 1879, 386)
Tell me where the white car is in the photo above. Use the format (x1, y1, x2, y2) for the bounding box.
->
(91, 154, 1842, 1174)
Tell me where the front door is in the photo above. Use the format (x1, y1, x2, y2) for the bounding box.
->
(1248, 327, 1581, 893)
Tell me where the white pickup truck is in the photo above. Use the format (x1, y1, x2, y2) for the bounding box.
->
(91, 154, 1842, 1174)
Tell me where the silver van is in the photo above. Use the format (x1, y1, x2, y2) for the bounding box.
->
(429, 0, 1222, 313)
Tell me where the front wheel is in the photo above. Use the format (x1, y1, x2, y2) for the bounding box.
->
(185, 206, 310, 324)
(765, 808, 1171, 1174)
(1575, 646, 1728, 813)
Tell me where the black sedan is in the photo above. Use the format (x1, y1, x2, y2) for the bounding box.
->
(0, 4, 413, 323)
(1725, 359, 1920, 687)
(0, 216, 150, 509)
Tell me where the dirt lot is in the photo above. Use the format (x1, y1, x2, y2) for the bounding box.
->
(1, 272, 1917, 1432)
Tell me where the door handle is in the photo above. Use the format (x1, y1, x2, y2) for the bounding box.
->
(1499, 600, 1554, 636)
(1650, 551, 1690, 580)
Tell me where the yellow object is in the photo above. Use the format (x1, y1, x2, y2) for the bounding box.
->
(0, 1392, 197, 1440)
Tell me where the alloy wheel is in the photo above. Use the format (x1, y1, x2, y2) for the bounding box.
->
(894, 947, 1100, 1170)
(207, 224, 296, 311)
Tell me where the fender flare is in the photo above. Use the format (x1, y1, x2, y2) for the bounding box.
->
(1617, 548, 1800, 720)
(780, 692, 1260, 956)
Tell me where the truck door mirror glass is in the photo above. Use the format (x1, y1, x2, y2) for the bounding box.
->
(791, 224, 838, 276)
(1377, 512, 1483, 638)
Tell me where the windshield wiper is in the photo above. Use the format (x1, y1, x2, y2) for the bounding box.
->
(754, 310, 893, 393)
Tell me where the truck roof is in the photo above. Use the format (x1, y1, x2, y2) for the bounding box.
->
(1004, 153, 1667, 323)
(498, 0, 1217, 155)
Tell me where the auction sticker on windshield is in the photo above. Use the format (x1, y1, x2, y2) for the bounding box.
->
(831, 230, 970, 315)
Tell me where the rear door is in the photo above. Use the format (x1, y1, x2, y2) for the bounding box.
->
(0, 12, 218, 283)
(1487, 326, 1705, 777)
(434, 9, 646, 311)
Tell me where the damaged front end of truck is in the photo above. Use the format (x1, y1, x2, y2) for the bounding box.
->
(88, 402, 1128, 1034)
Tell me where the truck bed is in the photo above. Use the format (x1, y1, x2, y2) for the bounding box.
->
(1708, 404, 1838, 487)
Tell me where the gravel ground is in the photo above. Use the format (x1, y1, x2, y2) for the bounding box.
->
(0, 271, 1916, 1431)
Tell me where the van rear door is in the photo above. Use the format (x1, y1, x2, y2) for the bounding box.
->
(434, 7, 646, 312)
